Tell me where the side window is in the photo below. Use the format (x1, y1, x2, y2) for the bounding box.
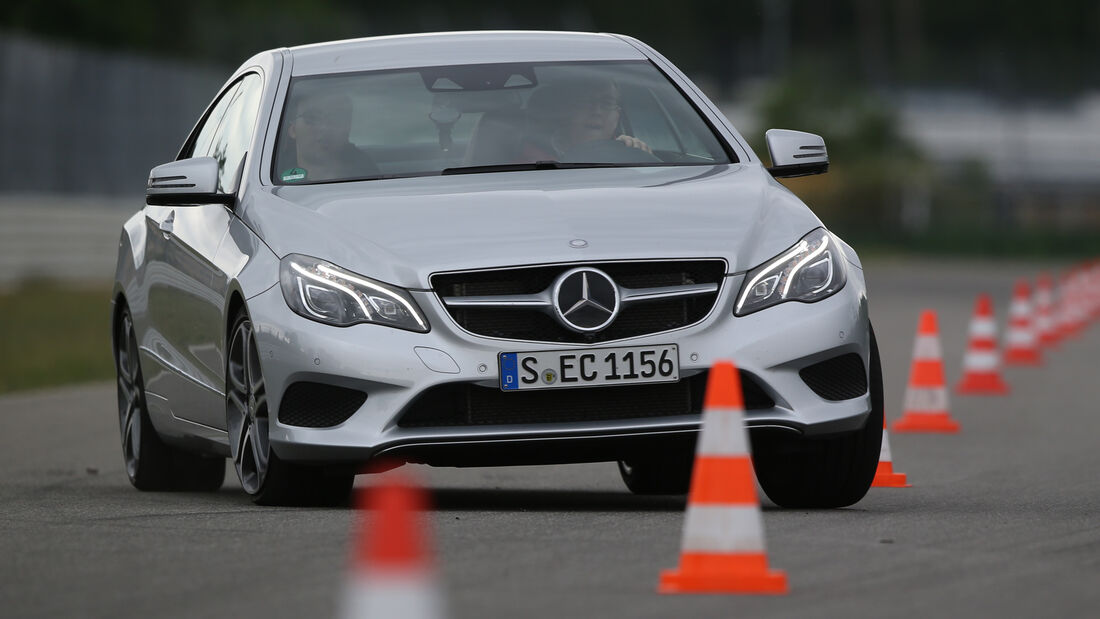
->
(206, 74, 263, 193)
(184, 73, 263, 193)
(186, 83, 240, 161)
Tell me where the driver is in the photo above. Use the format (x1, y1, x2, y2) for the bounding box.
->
(521, 78, 652, 161)
(280, 92, 379, 182)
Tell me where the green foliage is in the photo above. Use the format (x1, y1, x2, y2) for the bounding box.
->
(754, 66, 930, 241)
(0, 282, 114, 394)
(4, 0, 1099, 95)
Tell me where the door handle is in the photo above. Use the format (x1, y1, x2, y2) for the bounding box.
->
(158, 211, 175, 238)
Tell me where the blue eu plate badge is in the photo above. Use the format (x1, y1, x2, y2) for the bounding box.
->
(499, 353, 519, 391)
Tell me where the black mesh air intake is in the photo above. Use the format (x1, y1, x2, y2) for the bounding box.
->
(278, 382, 367, 428)
(799, 353, 868, 401)
(397, 370, 774, 428)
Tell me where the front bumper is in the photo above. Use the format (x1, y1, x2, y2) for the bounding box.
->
(248, 266, 871, 466)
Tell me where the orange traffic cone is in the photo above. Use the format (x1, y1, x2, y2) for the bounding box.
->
(894, 310, 960, 433)
(1003, 279, 1042, 365)
(1087, 261, 1100, 323)
(659, 361, 788, 595)
(1057, 270, 1085, 341)
(956, 293, 1010, 395)
(1034, 273, 1059, 348)
(872, 416, 910, 488)
(339, 472, 445, 619)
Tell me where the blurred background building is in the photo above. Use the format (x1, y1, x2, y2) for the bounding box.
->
(2, 0, 1099, 285)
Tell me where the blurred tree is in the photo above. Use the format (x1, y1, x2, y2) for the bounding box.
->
(754, 66, 929, 242)
(3, 0, 1099, 96)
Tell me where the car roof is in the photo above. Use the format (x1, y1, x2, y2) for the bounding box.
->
(286, 31, 648, 76)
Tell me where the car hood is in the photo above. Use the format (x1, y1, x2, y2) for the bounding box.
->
(244, 164, 823, 289)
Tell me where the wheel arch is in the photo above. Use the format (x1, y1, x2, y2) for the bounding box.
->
(225, 286, 248, 349)
(110, 288, 129, 364)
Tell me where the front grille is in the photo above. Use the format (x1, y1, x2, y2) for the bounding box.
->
(397, 371, 774, 428)
(432, 260, 726, 343)
(799, 353, 868, 401)
(278, 382, 367, 428)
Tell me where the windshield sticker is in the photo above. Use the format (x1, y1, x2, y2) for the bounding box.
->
(281, 168, 307, 182)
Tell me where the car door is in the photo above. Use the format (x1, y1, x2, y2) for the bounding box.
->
(144, 72, 264, 430)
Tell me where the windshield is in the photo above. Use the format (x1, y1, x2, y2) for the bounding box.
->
(273, 60, 732, 184)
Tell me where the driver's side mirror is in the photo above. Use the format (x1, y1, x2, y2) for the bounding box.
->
(146, 157, 233, 206)
(764, 129, 829, 178)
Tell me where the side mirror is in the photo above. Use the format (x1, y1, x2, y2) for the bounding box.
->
(146, 157, 233, 206)
(764, 129, 829, 178)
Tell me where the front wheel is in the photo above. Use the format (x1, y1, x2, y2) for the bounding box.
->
(226, 311, 353, 506)
(750, 328, 885, 508)
(618, 449, 694, 495)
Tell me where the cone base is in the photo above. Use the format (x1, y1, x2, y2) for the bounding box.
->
(1003, 350, 1041, 366)
(1039, 335, 1060, 349)
(872, 469, 910, 488)
(893, 412, 959, 433)
(659, 568, 788, 595)
(871, 462, 910, 487)
(956, 373, 1009, 395)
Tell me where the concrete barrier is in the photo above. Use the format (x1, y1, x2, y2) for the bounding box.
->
(0, 194, 139, 287)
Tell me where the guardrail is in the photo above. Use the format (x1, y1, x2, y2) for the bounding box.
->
(0, 194, 138, 287)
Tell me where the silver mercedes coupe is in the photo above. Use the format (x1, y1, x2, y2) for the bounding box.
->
(111, 31, 883, 506)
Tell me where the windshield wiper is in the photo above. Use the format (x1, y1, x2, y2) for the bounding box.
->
(440, 161, 618, 175)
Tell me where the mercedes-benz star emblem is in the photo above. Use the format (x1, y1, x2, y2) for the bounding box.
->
(552, 267, 620, 333)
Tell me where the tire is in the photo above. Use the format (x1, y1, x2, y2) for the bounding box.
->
(618, 449, 694, 495)
(750, 327, 885, 508)
(115, 306, 226, 492)
(226, 310, 354, 506)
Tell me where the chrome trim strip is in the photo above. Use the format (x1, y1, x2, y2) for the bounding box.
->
(619, 282, 718, 302)
(138, 345, 226, 397)
(442, 292, 552, 308)
(441, 281, 719, 309)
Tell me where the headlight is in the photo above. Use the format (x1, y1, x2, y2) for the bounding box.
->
(734, 228, 847, 316)
(279, 254, 429, 332)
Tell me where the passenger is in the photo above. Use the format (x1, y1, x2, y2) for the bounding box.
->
(279, 92, 379, 182)
(521, 78, 652, 161)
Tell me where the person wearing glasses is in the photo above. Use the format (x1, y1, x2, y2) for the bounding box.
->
(278, 92, 379, 183)
(521, 77, 653, 162)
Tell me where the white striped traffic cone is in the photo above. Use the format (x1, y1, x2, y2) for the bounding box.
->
(1057, 270, 1086, 340)
(658, 361, 788, 595)
(894, 310, 960, 433)
(956, 293, 1009, 395)
(1086, 260, 1095, 323)
(872, 415, 910, 488)
(1004, 279, 1041, 365)
(339, 472, 445, 619)
(1035, 273, 1059, 348)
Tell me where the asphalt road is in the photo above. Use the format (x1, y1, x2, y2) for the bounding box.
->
(2, 259, 1098, 618)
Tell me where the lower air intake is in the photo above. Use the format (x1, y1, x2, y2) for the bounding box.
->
(278, 382, 367, 428)
(799, 353, 868, 401)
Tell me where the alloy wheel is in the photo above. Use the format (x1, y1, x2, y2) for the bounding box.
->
(227, 318, 270, 495)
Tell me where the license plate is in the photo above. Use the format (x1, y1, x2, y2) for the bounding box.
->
(499, 344, 679, 391)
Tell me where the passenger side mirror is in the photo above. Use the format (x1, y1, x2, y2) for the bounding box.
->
(764, 129, 829, 178)
(146, 157, 234, 206)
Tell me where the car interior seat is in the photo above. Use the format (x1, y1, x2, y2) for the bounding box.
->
(462, 107, 525, 166)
